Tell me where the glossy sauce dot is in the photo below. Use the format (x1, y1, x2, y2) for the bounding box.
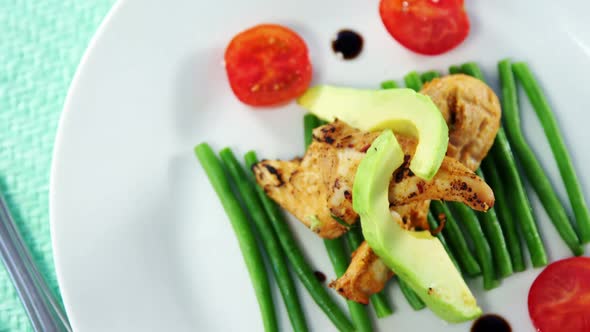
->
(471, 314, 511, 332)
(313, 271, 326, 283)
(331, 30, 363, 60)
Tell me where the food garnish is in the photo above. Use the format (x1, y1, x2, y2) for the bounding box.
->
(224, 24, 312, 106)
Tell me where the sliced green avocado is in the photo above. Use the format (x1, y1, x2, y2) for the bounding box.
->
(297, 85, 448, 180)
(353, 130, 482, 323)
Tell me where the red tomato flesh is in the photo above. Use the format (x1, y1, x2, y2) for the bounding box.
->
(224, 24, 312, 107)
(379, 0, 470, 55)
(528, 257, 590, 332)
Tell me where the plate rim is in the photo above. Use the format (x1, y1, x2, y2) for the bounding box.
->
(48, 0, 125, 327)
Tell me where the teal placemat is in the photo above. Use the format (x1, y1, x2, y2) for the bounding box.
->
(0, 1, 115, 330)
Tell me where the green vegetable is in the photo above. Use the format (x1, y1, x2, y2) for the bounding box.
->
(499, 60, 583, 255)
(298, 85, 449, 180)
(346, 226, 393, 318)
(447, 61, 515, 279)
(403, 71, 423, 91)
(195, 144, 278, 332)
(490, 129, 548, 267)
(244, 151, 355, 332)
(304, 113, 320, 148)
(219, 148, 308, 332)
(475, 169, 514, 278)
(398, 278, 425, 310)
(430, 201, 481, 277)
(420, 71, 440, 83)
(380, 80, 398, 89)
(512, 62, 590, 244)
(481, 157, 526, 272)
(324, 238, 373, 332)
(460, 62, 485, 81)
(426, 212, 461, 271)
(353, 130, 481, 323)
(449, 65, 462, 75)
(449, 202, 499, 290)
(460, 61, 547, 267)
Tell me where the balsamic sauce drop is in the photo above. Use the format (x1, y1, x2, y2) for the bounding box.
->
(331, 30, 364, 60)
(314, 271, 326, 283)
(471, 314, 511, 332)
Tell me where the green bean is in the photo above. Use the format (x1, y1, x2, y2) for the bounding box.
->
(219, 148, 308, 332)
(380, 80, 398, 89)
(449, 65, 462, 75)
(346, 226, 393, 318)
(426, 212, 461, 271)
(512, 62, 590, 244)
(403, 71, 423, 91)
(324, 238, 373, 332)
(475, 170, 514, 278)
(460, 62, 485, 81)
(490, 129, 548, 267)
(461, 63, 514, 276)
(460, 61, 547, 267)
(500, 60, 583, 255)
(481, 157, 526, 272)
(398, 278, 425, 310)
(195, 144, 278, 332)
(430, 201, 481, 277)
(450, 202, 499, 290)
(369, 293, 392, 319)
(244, 151, 355, 332)
(420, 71, 441, 83)
(304, 113, 320, 148)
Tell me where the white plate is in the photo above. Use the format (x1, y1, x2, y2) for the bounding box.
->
(51, 0, 590, 331)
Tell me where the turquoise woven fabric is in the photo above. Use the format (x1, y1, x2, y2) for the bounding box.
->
(0, 1, 114, 330)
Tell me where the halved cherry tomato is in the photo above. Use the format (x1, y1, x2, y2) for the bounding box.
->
(379, 0, 470, 55)
(224, 24, 312, 107)
(528, 257, 590, 332)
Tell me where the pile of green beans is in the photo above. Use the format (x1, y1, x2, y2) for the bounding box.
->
(449, 202, 498, 290)
(455, 62, 548, 267)
(197, 144, 355, 332)
(512, 62, 590, 244)
(475, 170, 514, 278)
(243, 152, 354, 332)
(481, 157, 526, 272)
(414, 67, 509, 288)
(431, 201, 481, 277)
(194, 58, 589, 329)
(219, 149, 308, 331)
(195, 144, 279, 332)
(499, 60, 582, 255)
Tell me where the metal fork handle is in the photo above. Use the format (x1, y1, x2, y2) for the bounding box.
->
(0, 192, 71, 332)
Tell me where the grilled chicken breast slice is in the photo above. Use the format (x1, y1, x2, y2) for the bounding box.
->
(253, 120, 493, 239)
(421, 74, 501, 171)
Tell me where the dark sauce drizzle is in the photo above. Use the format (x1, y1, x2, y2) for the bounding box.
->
(331, 30, 363, 60)
(471, 314, 511, 332)
(313, 271, 326, 283)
